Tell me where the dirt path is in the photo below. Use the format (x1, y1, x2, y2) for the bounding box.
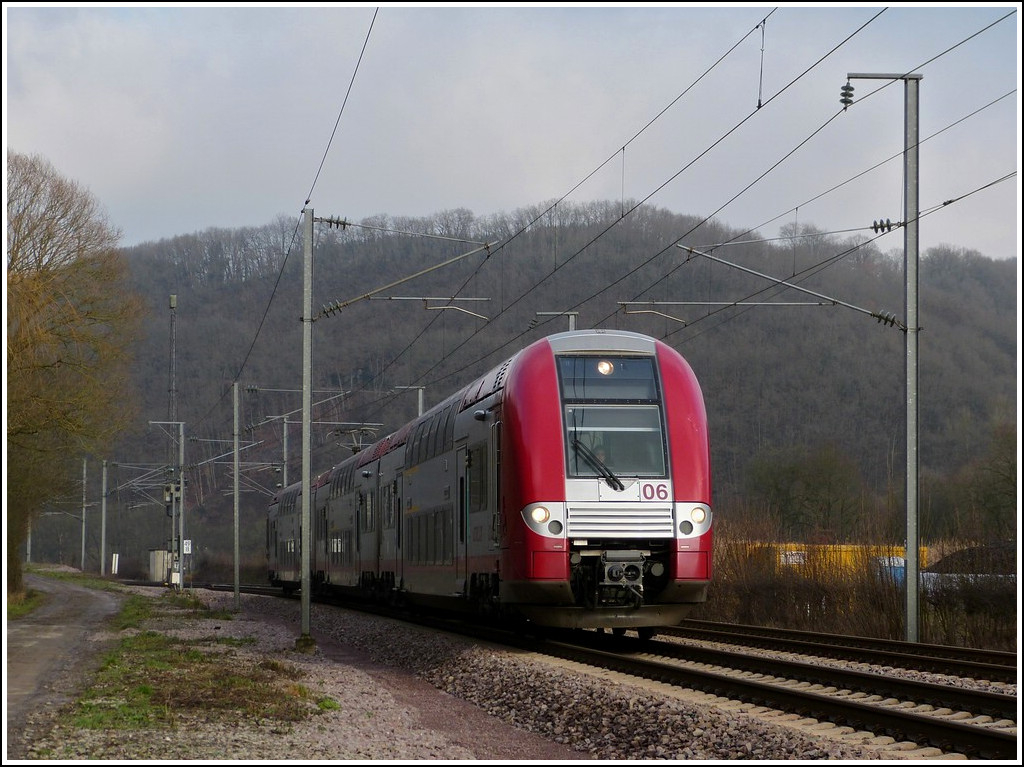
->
(5, 573, 123, 760)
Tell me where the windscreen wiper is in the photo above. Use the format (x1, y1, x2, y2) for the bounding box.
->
(573, 439, 625, 491)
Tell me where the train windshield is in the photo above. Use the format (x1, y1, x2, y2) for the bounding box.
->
(558, 355, 667, 478)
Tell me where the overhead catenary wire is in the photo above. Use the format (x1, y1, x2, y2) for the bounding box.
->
(575, 14, 1017, 336)
(369, 8, 890, 397)
(370, 7, 1013, 431)
(325, 7, 784, 431)
(190, 8, 380, 433)
(192, 7, 1007, 479)
(304, 7, 379, 207)
(314, 7, 1017, 458)
(655, 170, 1017, 346)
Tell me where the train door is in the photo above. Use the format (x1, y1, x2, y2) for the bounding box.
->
(359, 485, 379, 590)
(456, 444, 468, 592)
(373, 483, 383, 587)
(266, 516, 277, 579)
(317, 502, 328, 588)
(489, 421, 501, 551)
(393, 473, 403, 593)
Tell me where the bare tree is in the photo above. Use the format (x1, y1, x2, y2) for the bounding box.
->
(6, 151, 143, 595)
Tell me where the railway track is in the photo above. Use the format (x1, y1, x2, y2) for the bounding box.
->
(669, 618, 1017, 683)
(337, 599, 1018, 760)
(530, 629, 1018, 760)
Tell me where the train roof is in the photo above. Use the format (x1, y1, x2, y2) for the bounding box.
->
(269, 329, 671, 503)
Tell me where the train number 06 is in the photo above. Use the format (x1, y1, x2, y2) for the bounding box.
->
(640, 482, 670, 501)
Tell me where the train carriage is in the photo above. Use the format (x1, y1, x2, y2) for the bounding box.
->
(267, 328, 712, 633)
(267, 483, 302, 593)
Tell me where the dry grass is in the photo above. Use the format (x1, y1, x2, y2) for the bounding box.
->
(691, 528, 1016, 650)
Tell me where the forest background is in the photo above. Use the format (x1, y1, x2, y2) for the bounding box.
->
(18, 198, 1018, 593)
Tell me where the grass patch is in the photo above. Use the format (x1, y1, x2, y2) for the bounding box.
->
(155, 589, 235, 622)
(27, 567, 123, 593)
(74, 627, 318, 731)
(69, 589, 322, 731)
(317, 697, 341, 711)
(113, 595, 155, 630)
(6, 588, 48, 619)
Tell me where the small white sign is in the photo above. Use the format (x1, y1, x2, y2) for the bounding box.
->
(183, 539, 192, 555)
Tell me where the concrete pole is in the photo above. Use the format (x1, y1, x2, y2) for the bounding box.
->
(847, 72, 922, 641)
(100, 460, 108, 576)
(81, 459, 87, 571)
(903, 75, 921, 643)
(282, 419, 289, 488)
(299, 208, 314, 650)
(234, 381, 241, 611)
(178, 422, 186, 590)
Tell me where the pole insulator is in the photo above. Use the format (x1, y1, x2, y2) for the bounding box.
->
(875, 311, 898, 327)
(840, 83, 854, 109)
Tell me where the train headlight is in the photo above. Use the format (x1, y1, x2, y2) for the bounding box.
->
(596, 359, 615, 376)
(522, 503, 565, 538)
(690, 506, 707, 524)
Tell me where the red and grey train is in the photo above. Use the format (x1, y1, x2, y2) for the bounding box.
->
(267, 328, 712, 634)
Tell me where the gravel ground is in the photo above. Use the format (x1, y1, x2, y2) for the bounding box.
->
(11, 585, 974, 761)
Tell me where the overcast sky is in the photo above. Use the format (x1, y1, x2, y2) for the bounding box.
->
(5, 4, 1021, 261)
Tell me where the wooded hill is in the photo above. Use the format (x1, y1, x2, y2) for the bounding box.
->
(90, 200, 1015, 572)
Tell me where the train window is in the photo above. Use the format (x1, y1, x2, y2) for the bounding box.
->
(382, 483, 396, 529)
(407, 423, 420, 465)
(360, 492, 376, 533)
(558, 355, 659, 402)
(415, 419, 428, 460)
(281, 489, 300, 516)
(565, 405, 667, 477)
(427, 412, 442, 459)
(331, 467, 348, 498)
(437, 509, 449, 564)
(468, 443, 488, 513)
(441, 403, 456, 451)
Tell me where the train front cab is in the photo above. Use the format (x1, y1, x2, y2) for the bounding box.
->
(499, 330, 713, 630)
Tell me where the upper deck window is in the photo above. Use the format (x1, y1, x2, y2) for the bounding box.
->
(557, 356, 658, 402)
